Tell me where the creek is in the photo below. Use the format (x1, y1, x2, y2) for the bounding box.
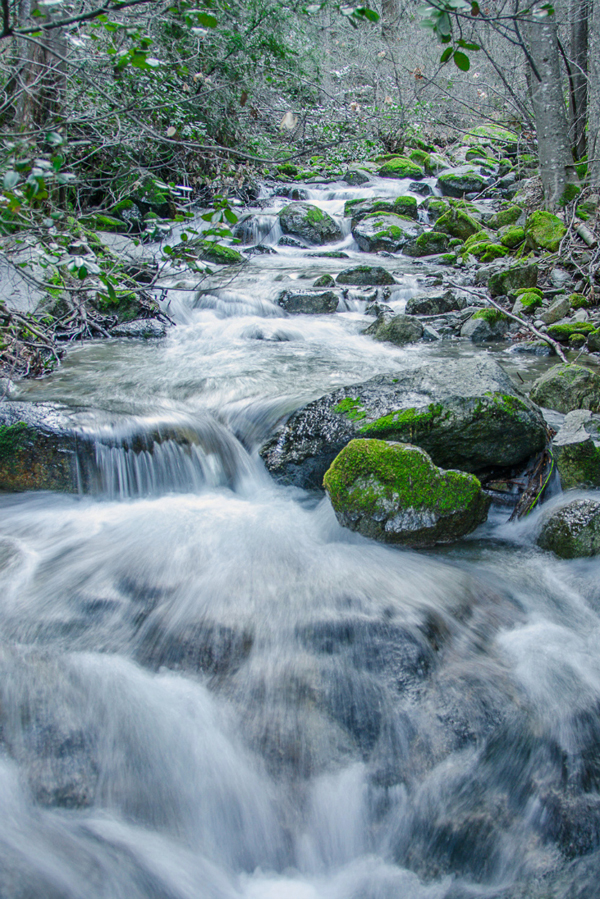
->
(1, 176, 600, 899)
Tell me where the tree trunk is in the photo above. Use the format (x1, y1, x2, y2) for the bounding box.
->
(14, 0, 66, 131)
(381, 0, 398, 38)
(569, 0, 588, 160)
(525, 12, 578, 209)
(589, 0, 600, 186)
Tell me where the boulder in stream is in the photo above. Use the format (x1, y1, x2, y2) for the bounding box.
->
(352, 214, 422, 253)
(0, 402, 91, 493)
(336, 265, 395, 286)
(461, 309, 509, 342)
(551, 410, 600, 489)
(279, 202, 342, 245)
(260, 356, 547, 488)
(363, 314, 423, 346)
(405, 290, 467, 316)
(530, 364, 600, 414)
(277, 289, 339, 314)
(437, 166, 489, 197)
(538, 499, 600, 558)
(323, 439, 490, 547)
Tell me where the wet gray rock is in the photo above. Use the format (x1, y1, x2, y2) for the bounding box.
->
(259, 355, 547, 488)
(277, 289, 339, 314)
(405, 290, 467, 316)
(110, 319, 167, 339)
(540, 296, 571, 325)
(538, 499, 600, 558)
(336, 265, 395, 286)
(437, 165, 490, 197)
(363, 314, 423, 346)
(461, 314, 509, 343)
(352, 214, 422, 253)
(279, 202, 342, 245)
(530, 364, 600, 413)
(487, 262, 538, 297)
(342, 168, 370, 185)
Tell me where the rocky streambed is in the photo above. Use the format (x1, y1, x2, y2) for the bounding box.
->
(2, 144, 600, 898)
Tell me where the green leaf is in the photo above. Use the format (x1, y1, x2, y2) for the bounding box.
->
(223, 208, 238, 224)
(457, 39, 480, 49)
(195, 11, 217, 26)
(436, 11, 452, 36)
(440, 46, 453, 63)
(3, 171, 20, 190)
(78, 265, 88, 279)
(453, 49, 470, 70)
(353, 7, 380, 21)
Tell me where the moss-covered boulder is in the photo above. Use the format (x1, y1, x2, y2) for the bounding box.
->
(403, 231, 449, 257)
(352, 213, 421, 252)
(546, 322, 595, 342)
(0, 403, 92, 493)
(259, 355, 547, 488)
(512, 290, 543, 316)
(587, 329, 600, 352)
(466, 124, 519, 149)
(437, 166, 489, 198)
(344, 196, 418, 222)
(487, 205, 522, 230)
(336, 266, 395, 286)
(424, 153, 450, 175)
(570, 293, 591, 309)
(323, 439, 490, 547)
(313, 274, 335, 287)
(277, 290, 339, 314)
(525, 211, 567, 253)
(378, 156, 424, 179)
(499, 225, 525, 248)
(551, 410, 600, 489)
(279, 203, 342, 245)
(488, 262, 538, 297)
(196, 242, 244, 265)
(363, 314, 424, 346)
(538, 499, 600, 558)
(461, 308, 509, 342)
(435, 207, 482, 241)
(530, 364, 600, 413)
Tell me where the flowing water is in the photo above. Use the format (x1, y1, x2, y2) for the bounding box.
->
(2, 178, 600, 898)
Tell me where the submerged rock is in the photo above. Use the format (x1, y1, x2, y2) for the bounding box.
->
(110, 319, 167, 339)
(363, 314, 423, 346)
(538, 499, 600, 558)
(324, 440, 490, 547)
(530, 364, 600, 413)
(279, 202, 342, 245)
(405, 290, 467, 316)
(260, 356, 547, 488)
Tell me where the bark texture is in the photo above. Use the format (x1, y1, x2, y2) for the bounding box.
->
(589, 0, 600, 186)
(569, 0, 588, 160)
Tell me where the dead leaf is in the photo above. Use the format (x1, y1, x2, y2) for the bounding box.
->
(166, 126, 177, 137)
(279, 111, 298, 130)
(240, 91, 248, 107)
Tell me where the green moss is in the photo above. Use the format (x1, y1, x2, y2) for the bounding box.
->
(435, 207, 482, 241)
(313, 274, 335, 287)
(95, 290, 140, 321)
(409, 148, 429, 165)
(560, 183, 581, 206)
(439, 253, 457, 265)
(358, 403, 447, 437)
(488, 205, 522, 230)
(472, 308, 507, 325)
(516, 291, 543, 312)
(466, 124, 519, 146)
(483, 391, 528, 414)
(0, 422, 32, 459)
(576, 199, 598, 221)
(198, 242, 244, 265)
(463, 231, 492, 252)
(378, 156, 424, 179)
(426, 199, 449, 221)
(500, 225, 525, 248)
(305, 205, 326, 224)
(333, 397, 366, 421)
(547, 322, 595, 340)
(515, 287, 543, 299)
(569, 292, 590, 309)
(525, 210, 567, 252)
(277, 163, 299, 176)
(85, 214, 128, 233)
(569, 333, 587, 347)
(323, 438, 481, 516)
(413, 231, 448, 255)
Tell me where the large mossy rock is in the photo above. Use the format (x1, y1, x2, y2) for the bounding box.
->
(0, 403, 92, 493)
(437, 166, 489, 197)
(352, 213, 421, 252)
(538, 499, 600, 558)
(277, 289, 339, 314)
(344, 196, 418, 222)
(323, 439, 490, 547)
(488, 262, 538, 297)
(336, 265, 395, 286)
(363, 314, 423, 346)
(196, 241, 244, 265)
(378, 157, 424, 179)
(435, 207, 482, 241)
(279, 203, 342, 245)
(530, 364, 600, 413)
(525, 211, 567, 253)
(551, 411, 600, 489)
(259, 356, 547, 488)
(461, 309, 509, 342)
(487, 205, 522, 230)
(403, 231, 449, 257)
